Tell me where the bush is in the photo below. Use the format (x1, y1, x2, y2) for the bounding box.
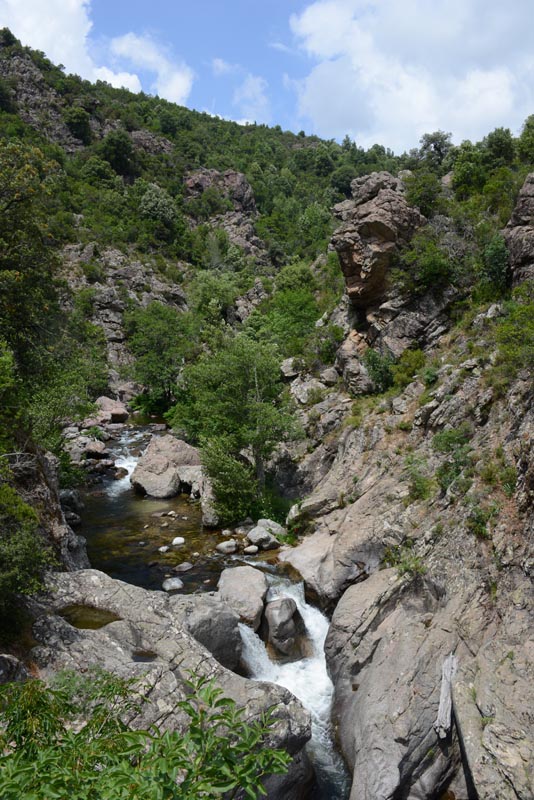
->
(391, 348, 426, 389)
(64, 107, 91, 144)
(363, 349, 393, 393)
(0, 482, 52, 628)
(0, 670, 290, 799)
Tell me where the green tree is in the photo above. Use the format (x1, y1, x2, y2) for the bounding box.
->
(100, 129, 135, 175)
(64, 106, 92, 144)
(518, 115, 534, 163)
(0, 141, 59, 372)
(168, 334, 294, 518)
(418, 130, 453, 171)
(125, 303, 197, 411)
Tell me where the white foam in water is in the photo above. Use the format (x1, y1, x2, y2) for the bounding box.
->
(239, 577, 350, 799)
(105, 430, 146, 497)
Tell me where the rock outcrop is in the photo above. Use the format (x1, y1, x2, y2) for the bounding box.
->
(184, 168, 257, 215)
(331, 172, 425, 310)
(503, 171, 534, 285)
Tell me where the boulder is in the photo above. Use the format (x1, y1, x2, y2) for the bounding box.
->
(263, 597, 308, 660)
(84, 395, 129, 426)
(217, 566, 268, 630)
(290, 377, 327, 405)
(216, 539, 238, 555)
(162, 577, 183, 592)
(183, 595, 242, 672)
(335, 331, 374, 395)
(0, 654, 29, 685)
(131, 435, 202, 499)
(247, 520, 283, 551)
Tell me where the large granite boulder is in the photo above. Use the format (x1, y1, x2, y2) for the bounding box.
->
(503, 172, 534, 285)
(331, 171, 425, 310)
(262, 598, 308, 660)
(217, 566, 268, 631)
(131, 435, 203, 499)
(83, 395, 129, 426)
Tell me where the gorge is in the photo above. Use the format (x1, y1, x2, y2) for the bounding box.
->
(0, 27, 534, 800)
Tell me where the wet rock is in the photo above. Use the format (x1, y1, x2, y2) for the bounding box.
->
(263, 598, 308, 660)
(59, 489, 85, 514)
(244, 545, 259, 555)
(173, 562, 193, 573)
(217, 566, 268, 630)
(158, 546, 169, 554)
(183, 595, 242, 672)
(131, 435, 202, 498)
(216, 539, 238, 555)
(172, 537, 185, 546)
(162, 577, 183, 592)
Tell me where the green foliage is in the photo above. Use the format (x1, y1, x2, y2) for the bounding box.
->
(493, 282, 534, 382)
(99, 129, 136, 175)
(0, 670, 290, 799)
(0, 140, 59, 372)
(394, 228, 453, 295)
(168, 334, 295, 520)
(383, 540, 426, 579)
(64, 106, 91, 145)
(466, 503, 499, 539)
(363, 349, 393, 393)
(480, 234, 509, 294)
(391, 348, 426, 389)
(518, 115, 534, 163)
(432, 424, 473, 493)
(138, 182, 177, 226)
(125, 302, 198, 411)
(404, 455, 433, 503)
(0, 482, 52, 626)
(404, 169, 444, 217)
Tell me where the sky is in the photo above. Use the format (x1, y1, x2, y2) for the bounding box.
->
(1, 0, 534, 153)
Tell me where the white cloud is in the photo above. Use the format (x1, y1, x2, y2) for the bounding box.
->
(212, 57, 238, 77)
(0, 0, 194, 102)
(109, 33, 193, 104)
(233, 74, 271, 124)
(290, 0, 534, 151)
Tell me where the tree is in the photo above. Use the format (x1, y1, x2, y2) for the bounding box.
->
(0, 141, 59, 372)
(0, 670, 291, 799)
(418, 130, 453, 171)
(518, 115, 534, 164)
(100, 129, 136, 176)
(125, 303, 198, 411)
(64, 106, 92, 144)
(168, 334, 294, 520)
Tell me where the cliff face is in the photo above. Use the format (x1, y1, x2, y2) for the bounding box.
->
(278, 172, 534, 800)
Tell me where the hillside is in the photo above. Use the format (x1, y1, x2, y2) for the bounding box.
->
(1, 27, 534, 800)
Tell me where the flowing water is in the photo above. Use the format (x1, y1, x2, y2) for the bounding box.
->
(81, 424, 350, 799)
(240, 578, 350, 800)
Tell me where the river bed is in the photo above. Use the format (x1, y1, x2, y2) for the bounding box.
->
(80, 424, 350, 799)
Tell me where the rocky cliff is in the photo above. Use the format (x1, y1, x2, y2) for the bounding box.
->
(276, 171, 534, 799)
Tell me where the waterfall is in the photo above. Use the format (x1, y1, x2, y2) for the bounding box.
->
(104, 429, 146, 497)
(239, 577, 350, 799)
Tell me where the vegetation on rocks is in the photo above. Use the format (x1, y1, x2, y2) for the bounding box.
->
(0, 669, 290, 799)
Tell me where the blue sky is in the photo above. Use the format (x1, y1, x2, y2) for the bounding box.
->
(2, 0, 534, 153)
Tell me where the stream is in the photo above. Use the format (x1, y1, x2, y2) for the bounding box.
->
(81, 424, 350, 799)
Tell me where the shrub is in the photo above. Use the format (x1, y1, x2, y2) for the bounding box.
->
(0, 670, 290, 799)
(64, 107, 91, 144)
(363, 349, 393, 393)
(392, 348, 426, 389)
(0, 482, 52, 628)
